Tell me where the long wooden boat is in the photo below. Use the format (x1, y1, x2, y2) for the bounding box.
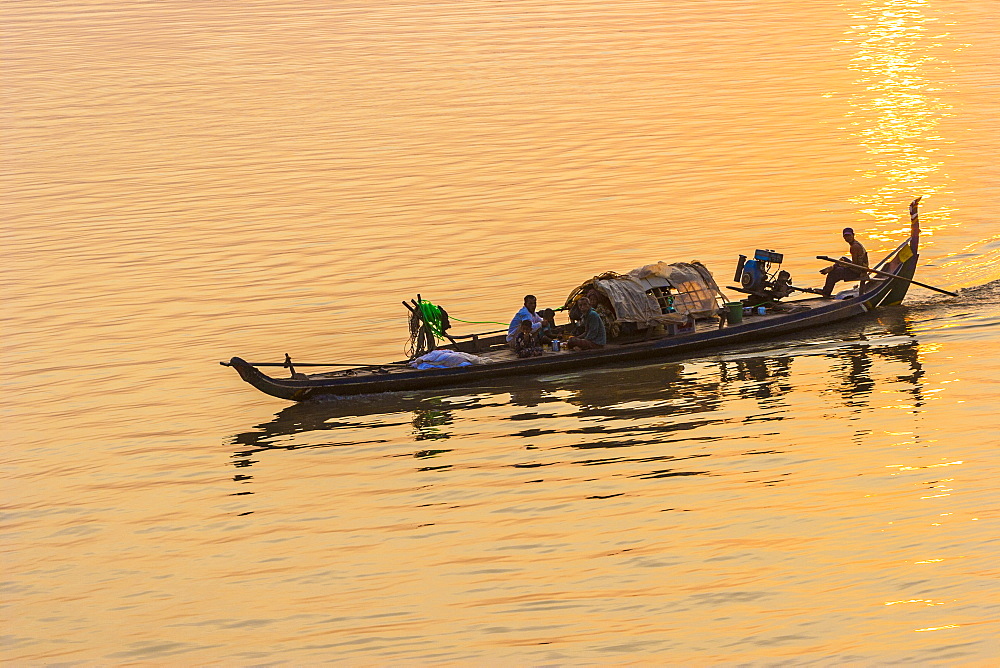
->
(224, 203, 925, 402)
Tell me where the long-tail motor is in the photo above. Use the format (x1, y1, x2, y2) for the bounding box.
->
(732, 249, 794, 303)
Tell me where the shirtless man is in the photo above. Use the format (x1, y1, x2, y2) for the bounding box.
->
(821, 227, 869, 298)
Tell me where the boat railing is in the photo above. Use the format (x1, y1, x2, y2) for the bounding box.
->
(445, 328, 507, 340)
(441, 328, 508, 354)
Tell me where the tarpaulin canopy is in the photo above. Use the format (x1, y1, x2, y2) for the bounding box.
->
(629, 261, 724, 318)
(565, 261, 725, 325)
(592, 276, 663, 325)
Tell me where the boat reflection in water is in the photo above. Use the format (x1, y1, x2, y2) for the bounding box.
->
(228, 307, 926, 490)
(718, 356, 793, 404)
(832, 337, 924, 410)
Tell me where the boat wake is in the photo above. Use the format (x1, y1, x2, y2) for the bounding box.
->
(898, 276, 1000, 309)
(956, 276, 1000, 301)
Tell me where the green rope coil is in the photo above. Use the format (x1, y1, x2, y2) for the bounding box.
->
(418, 300, 447, 339)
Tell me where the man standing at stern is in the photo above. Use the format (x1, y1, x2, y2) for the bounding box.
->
(821, 227, 869, 298)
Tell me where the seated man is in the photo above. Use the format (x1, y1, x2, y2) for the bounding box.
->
(507, 294, 543, 344)
(511, 319, 544, 358)
(821, 227, 869, 297)
(566, 297, 606, 350)
(568, 287, 603, 323)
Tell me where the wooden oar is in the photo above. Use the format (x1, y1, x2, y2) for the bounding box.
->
(816, 255, 958, 297)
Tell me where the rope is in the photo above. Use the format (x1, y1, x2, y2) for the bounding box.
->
(449, 316, 508, 326)
(418, 300, 447, 338)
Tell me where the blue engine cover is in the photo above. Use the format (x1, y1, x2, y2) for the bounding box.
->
(740, 260, 767, 292)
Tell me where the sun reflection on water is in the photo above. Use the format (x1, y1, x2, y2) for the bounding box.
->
(914, 624, 961, 632)
(886, 461, 963, 473)
(840, 0, 954, 240)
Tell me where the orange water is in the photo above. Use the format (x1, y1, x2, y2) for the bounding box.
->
(4, 0, 999, 663)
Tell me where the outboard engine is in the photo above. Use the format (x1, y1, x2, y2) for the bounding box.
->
(732, 249, 795, 304)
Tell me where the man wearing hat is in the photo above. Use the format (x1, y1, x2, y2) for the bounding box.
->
(820, 227, 869, 298)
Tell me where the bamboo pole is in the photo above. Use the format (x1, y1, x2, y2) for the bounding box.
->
(816, 256, 958, 297)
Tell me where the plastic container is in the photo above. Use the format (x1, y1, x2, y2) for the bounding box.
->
(552, 340, 560, 352)
(726, 302, 744, 324)
(757, 306, 766, 315)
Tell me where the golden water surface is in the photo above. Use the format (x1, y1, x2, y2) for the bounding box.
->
(4, 0, 1000, 663)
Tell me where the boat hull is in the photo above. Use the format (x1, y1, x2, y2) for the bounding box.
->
(228, 256, 917, 402)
